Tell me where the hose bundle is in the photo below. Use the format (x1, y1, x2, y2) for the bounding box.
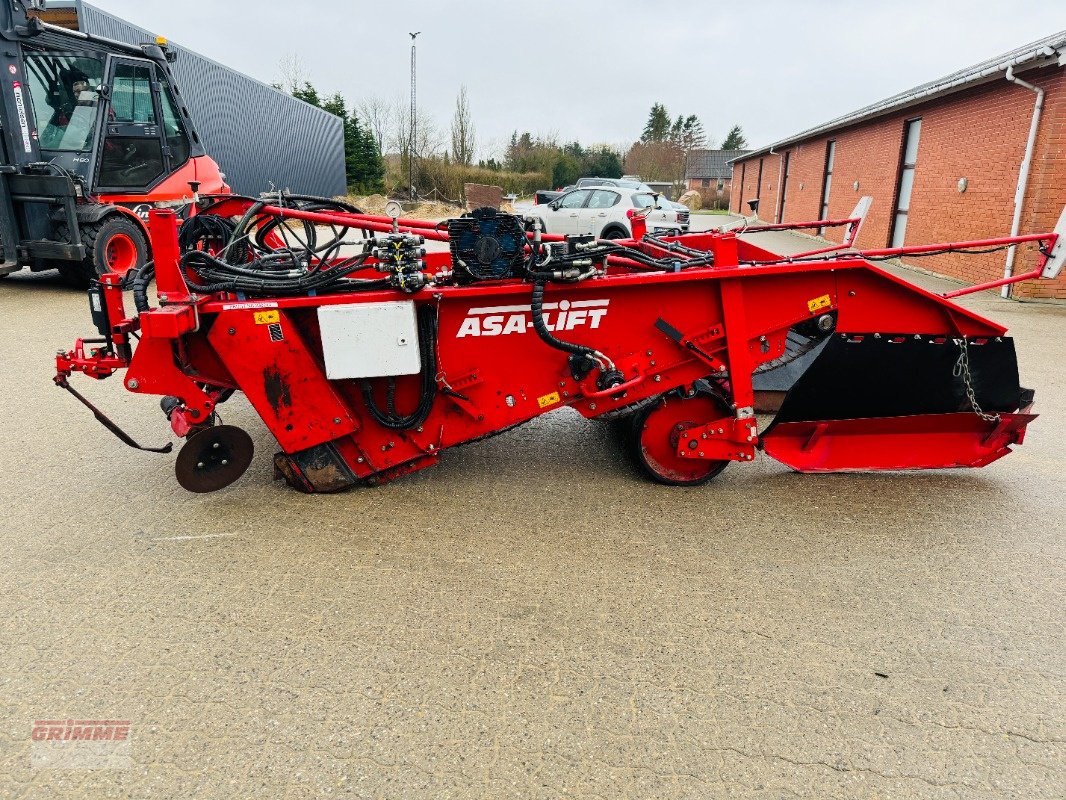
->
(359, 305, 439, 430)
(176, 194, 385, 297)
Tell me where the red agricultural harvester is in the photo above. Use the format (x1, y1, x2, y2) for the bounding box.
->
(54, 194, 1065, 493)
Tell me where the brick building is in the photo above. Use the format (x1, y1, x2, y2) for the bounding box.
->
(686, 149, 750, 193)
(731, 32, 1066, 300)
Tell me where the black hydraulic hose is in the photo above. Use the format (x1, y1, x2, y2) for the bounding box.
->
(521, 231, 611, 372)
(179, 248, 385, 296)
(130, 260, 156, 314)
(222, 199, 267, 262)
(529, 279, 604, 362)
(360, 305, 438, 430)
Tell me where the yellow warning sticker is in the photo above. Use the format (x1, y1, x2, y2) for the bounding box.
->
(807, 294, 832, 313)
(538, 391, 561, 409)
(254, 310, 280, 325)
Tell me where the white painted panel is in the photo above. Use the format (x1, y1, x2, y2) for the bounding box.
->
(318, 302, 421, 380)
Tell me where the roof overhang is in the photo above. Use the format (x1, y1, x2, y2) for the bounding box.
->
(731, 35, 1066, 163)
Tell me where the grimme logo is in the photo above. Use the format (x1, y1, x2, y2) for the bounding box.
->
(31, 719, 132, 770)
(457, 299, 609, 338)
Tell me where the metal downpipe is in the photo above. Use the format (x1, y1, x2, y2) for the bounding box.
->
(1001, 65, 1046, 298)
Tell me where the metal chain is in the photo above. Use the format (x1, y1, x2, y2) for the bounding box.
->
(953, 337, 1001, 423)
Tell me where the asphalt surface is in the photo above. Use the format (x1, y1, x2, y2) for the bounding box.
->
(0, 216, 1063, 798)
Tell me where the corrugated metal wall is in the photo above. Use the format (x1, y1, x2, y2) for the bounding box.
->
(75, 1, 345, 198)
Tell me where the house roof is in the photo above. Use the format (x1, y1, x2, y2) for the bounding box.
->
(687, 149, 751, 179)
(732, 30, 1066, 163)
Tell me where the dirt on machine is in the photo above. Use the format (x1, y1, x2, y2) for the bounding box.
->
(52, 186, 1066, 494)
(0, 0, 228, 286)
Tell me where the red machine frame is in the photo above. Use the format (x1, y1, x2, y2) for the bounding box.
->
(55, 199, 1065, 492)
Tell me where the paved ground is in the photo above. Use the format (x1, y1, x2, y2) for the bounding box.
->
(0, 218, 1063, 798)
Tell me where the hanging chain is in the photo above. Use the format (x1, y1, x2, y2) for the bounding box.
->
(953, 337, 1001, 423)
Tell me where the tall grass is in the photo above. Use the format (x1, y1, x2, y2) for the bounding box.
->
(386, 156, 548, 203)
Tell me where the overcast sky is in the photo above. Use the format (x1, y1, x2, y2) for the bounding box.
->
(94, 0, 1064, 157)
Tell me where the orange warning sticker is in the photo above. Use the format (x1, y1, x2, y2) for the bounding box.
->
(254, 310, 280, 325)
(538, 391, 561, 409)
(807, 294, 832, 313)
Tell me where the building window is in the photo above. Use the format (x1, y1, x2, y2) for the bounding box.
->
(889, 119, 921, 248)
(756, 158, 764, 201)
(738, 163, 746, 212)
(702, 178, 711, 188)
(818, 140, 836, 236)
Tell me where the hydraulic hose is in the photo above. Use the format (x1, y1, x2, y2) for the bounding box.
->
(129, 260, 156, 314)
(360, 305, 438, 430)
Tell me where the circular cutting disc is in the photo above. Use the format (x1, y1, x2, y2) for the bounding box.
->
(174, 425, 254, 493)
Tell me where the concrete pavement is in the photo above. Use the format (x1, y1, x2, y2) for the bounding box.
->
(0, 226, 1063, 798)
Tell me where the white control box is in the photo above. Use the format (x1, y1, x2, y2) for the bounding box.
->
(318, 301, 421, 380)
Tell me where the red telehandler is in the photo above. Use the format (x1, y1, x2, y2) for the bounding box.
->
(0, 0, 227, 286)
(53, 194, 1066, 494)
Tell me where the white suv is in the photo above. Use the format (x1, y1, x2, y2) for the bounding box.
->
(527, 187, 683, 239)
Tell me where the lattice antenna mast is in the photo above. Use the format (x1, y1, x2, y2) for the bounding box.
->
(409, 32, 420, 198)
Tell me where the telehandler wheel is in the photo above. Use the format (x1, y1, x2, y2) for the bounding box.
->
(58, 216, 149, 288)
(629, 391, 732, 486)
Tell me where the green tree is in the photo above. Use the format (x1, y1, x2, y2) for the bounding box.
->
(320, 91, 346, 119)
(675, 115, 707, 151)
(552, 152, 581, 189)
(348, 113, 386, 193)
(721, 124, 748, 150)
(580, 146, 623, 179)
(290, 81, 320, 109)
(641, 103, 671, 143)
(298, 88, 385, 193)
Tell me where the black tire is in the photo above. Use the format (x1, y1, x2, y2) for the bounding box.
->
(602, 226, 627, 240)
(58, 216, 149, 289)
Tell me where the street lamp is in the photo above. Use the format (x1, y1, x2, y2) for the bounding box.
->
(409, 31, 420, 198)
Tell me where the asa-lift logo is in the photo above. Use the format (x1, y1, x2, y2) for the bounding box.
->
(457, 298, 610, 337)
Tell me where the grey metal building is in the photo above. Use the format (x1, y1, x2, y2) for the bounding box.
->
(46, 0, 345, 198)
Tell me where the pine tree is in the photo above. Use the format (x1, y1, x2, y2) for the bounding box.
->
(291, 81, 320, 109)
(349, 112, 385, 193)
(307, 90, 384, 193)
(721, 124, 748, 150)
(669, 115, 684, 142)
(680, 115, 707, 150)
(320, 92, 345, 118)
(505, 131, 520, 171)
(641, 104, 671, 143)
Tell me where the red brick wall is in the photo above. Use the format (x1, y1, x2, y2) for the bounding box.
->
(685, 178, 732, 192)
(1020, 67, 1066, 299)
(733, 164, 747, 212)
(732, 155, 783, 219)
(732, 65, 1066, 300)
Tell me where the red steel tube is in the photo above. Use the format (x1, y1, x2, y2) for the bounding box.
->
(259, 204, 569, 245)
(261, 205, 452, 242)
(858, 232, 1053, 259)
(741, 215, 861, 233)
(736, 215, 864, 259)
(942, 267, 1044, 298)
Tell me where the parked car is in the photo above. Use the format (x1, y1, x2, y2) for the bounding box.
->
(526, 187, 685, 239)
(538, 177, 690, 231)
